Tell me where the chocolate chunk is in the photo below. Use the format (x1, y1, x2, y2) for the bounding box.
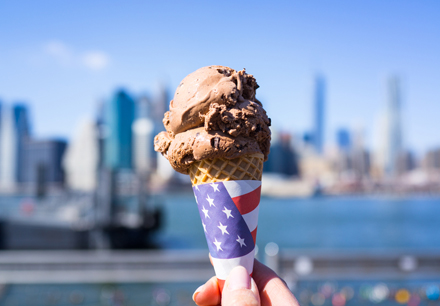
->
(211, 137, 220, 149)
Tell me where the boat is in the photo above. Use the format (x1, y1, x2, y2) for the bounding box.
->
(0, 169, 162, 250)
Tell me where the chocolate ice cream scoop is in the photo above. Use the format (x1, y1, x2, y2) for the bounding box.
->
(154, 65, 271, 174)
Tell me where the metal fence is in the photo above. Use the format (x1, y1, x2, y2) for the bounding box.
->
(0, 244, 438, 284)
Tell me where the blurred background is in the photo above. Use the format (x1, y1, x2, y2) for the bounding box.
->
(1, 0, 440, 305)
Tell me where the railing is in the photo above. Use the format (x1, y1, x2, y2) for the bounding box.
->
(262, 243, 440, 288)
(0, 245, 439, 284)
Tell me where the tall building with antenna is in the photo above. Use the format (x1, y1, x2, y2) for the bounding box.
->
(384, 76, 403, 177)
(313, 74, 326, 154)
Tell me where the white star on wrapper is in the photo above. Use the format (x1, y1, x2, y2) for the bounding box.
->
(194, 185, 199, 191)
(213, 238, 223, 251)
(202, 206, 210, 219)
(202, 222, 207, 233)
(236, 235, 246, 247)
(222, 207, 234, 219)
(218, 222, 229, 235)
(206, 194, 215, 207)
(210, 183, 220, 192)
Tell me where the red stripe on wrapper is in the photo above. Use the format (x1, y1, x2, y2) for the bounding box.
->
(251, 227, 258, 244)
(232, 185, 261, 214)
(218, 278, 225, 292)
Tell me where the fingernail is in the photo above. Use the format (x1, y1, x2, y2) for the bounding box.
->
(228, 266, 251, 290)
(192, 284, 204, 302)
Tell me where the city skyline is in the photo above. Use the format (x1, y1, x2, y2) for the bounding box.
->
(1, 84, 439, 193)
(1, 1, 439, 155)
(0, 74, 436, 162)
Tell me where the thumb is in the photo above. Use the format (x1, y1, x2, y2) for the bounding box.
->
(222, 266, 260, 306)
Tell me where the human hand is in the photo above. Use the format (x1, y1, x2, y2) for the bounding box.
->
(193, 259, 299, 306)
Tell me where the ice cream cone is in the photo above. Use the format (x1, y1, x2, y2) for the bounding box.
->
(153, 66, 271, 293)
(190, 153, 263, 291)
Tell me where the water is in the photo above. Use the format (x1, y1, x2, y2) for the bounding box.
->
(154, 193, 440, 250)
(3, 193, 440, 250)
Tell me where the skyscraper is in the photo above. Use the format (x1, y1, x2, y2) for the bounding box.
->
(14, 104, 31, 182)
(0, 102, 2, 182)
(313, 75, 325, 154)
(0, 103, 32, 189)
(351, 127, 371, 178)
(335, 128, 352, 176)
(104, 90, 135, 170)
(21, 139, 67, 185)
(152, 83, 170, 151)
(336, 128, 351, 152)
(133, 95, 155, 174)
(0, 105, 29, 189)
(423, 148, 440, 170)
(153, 83, 170, 121)
(264, 131, 299, 176)
(384, 76, 403, 176)
(13, 104, 30, 136)
(63, 118, 99, 191)
(0, 105, 18, 189)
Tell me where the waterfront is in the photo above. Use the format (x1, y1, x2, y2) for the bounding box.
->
(0, 194, 440, 305)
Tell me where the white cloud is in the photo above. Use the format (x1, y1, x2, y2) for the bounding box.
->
(42, 40, 110, 71)
(43, 41, 74, 66)
(81, 51, 110, 71)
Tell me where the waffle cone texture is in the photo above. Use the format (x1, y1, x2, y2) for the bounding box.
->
(189, 153, 264, 185)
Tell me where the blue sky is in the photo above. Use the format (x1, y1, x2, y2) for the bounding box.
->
(1, 0, 439, 155)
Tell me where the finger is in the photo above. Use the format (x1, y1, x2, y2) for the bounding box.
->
(252, 259, 280, 288)
(222, 266, 260, 306)
(252, 260, 299, 306)
(193, 276, 221, 306)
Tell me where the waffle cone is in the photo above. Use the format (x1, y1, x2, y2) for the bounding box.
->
(189, 153, 264, 185)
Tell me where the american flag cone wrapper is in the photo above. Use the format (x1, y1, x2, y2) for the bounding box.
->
(192, 180, 261, 290)
(190, 152, 263, 291)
